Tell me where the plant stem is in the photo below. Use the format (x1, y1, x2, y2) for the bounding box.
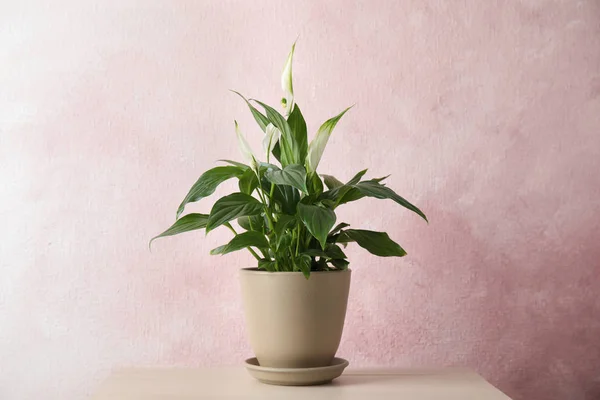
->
(224, 222, 261, 261)
(295, 224, 301, 257)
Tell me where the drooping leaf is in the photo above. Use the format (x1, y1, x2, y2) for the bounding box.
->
(322, 175, 344, 189)
(206, 193, 264, 233)
(306, 106, 353, 173)
(150, 213, 208, 248)
(339, 229, 406, 257)
(329, 222, 350, 237)
(252, 100, 299, 166)
(325, 244, 347, 259)
(297, 203, 336, 249)
(231, 90, 269, 132)
(353, 181, 428, 222)
(281, 41, 296, 116)
(264, 164, 308, 194)
(209, 244, 228, 255)
(176, 166, 245, 218)
(218, 159, 249, 169)
(211, 231, 270, 255)
(287, 104, 308, 162)
(238, 168, 259, 195)
(330, 258, 350, 270)
(346, 169, 368, 185)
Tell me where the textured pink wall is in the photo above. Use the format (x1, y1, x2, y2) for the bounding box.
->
(1, 1, 599, 399)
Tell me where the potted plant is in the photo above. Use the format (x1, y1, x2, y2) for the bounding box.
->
(151, 43, 427, 379)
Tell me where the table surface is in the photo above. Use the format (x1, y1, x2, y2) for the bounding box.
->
(92, 367, 513, 399)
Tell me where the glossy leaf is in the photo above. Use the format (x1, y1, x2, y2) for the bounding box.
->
(264, 164, 308, 194)
(252, 100, 299, 166)
(294, 254, 312, 279)
(340, 229, 406, 257)
(210, 231, 269, 255)
(346, 169, 368, 185)
(354, 181, 428, 222)
(176, 166, 245, 218)
(258, 258, 277, 271)
(238, 215, 264, 231)
(238, 168, 259, 195)
(330, 258, 350, 270)
(297, 203, 336, 249)
(306, 106, 353, 173)
(329, 222, 350, 236)
(231, 90, 269, 132)
(307, 172, 324, 197)
(206, 193, 264, 233)
(322, 175, 344, 189)
(150, 213, 208, 248)
(274, 214, 296, 236)
(287, 104, 308, 163)
(271, 184, 300, 215)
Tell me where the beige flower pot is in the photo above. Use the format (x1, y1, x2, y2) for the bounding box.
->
(240, 268, 351, 368)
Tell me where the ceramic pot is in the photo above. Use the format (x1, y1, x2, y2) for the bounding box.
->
(240, 268, 351, 368)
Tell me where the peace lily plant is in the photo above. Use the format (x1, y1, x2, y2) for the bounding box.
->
(151, 43, 427, 278)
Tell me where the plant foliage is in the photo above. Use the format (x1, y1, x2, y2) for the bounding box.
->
(152, 43, 427, 278)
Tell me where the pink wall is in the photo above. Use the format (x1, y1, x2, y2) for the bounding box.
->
(1, 1, 599, 399)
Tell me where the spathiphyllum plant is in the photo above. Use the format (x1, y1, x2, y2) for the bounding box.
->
(151, 43, 427, 278)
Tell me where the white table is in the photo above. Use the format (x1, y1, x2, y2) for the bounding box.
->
(92, 367, 513, 399)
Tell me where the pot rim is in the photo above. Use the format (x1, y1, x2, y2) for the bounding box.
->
(240, 267, 351, 275)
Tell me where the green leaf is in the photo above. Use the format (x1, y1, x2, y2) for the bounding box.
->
(210, 231, 269, 255)
(264, 164, 308, 194)
(307, 172, 324, 197)
(271, 184, 300, 215)
(150, 213, 208, 248)
(353, 181, 428, 222)
(238, 168, 259, 195)
(306, 106, 353, 173)
(297, 203, 336, 249)
(274, 214, 296, 236)
(218, 159, 249, 169)
(347, 169, 368, 185)
(340, 229, 406, 257)
(287, 104, 308, 163)
(325, 244, 347, 259)
(330, 258, 350, 270)
(294, 254, 312, 279)
(252, 100, 299, 166)
(276, 233, 293, 251)
(322, 175, 344, 189)
(258, 258, 277, 271)
(209, 244, 228, 255)
(231, 91, 270, 132)
(177, 166, 245, 218)
(206, 193, 264, 233)
(329, 222, 350, 236)
(238, 215, 264, 231)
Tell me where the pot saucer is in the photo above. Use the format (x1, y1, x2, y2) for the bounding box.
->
(244, 357, 349, 386)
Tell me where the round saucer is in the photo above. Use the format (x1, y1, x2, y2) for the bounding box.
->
(244, 357, 349, 386)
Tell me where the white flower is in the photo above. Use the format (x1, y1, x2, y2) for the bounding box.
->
(235, 121, 258, 171)
(262, 123, 281, 162)
(281, 42, 296, 116)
